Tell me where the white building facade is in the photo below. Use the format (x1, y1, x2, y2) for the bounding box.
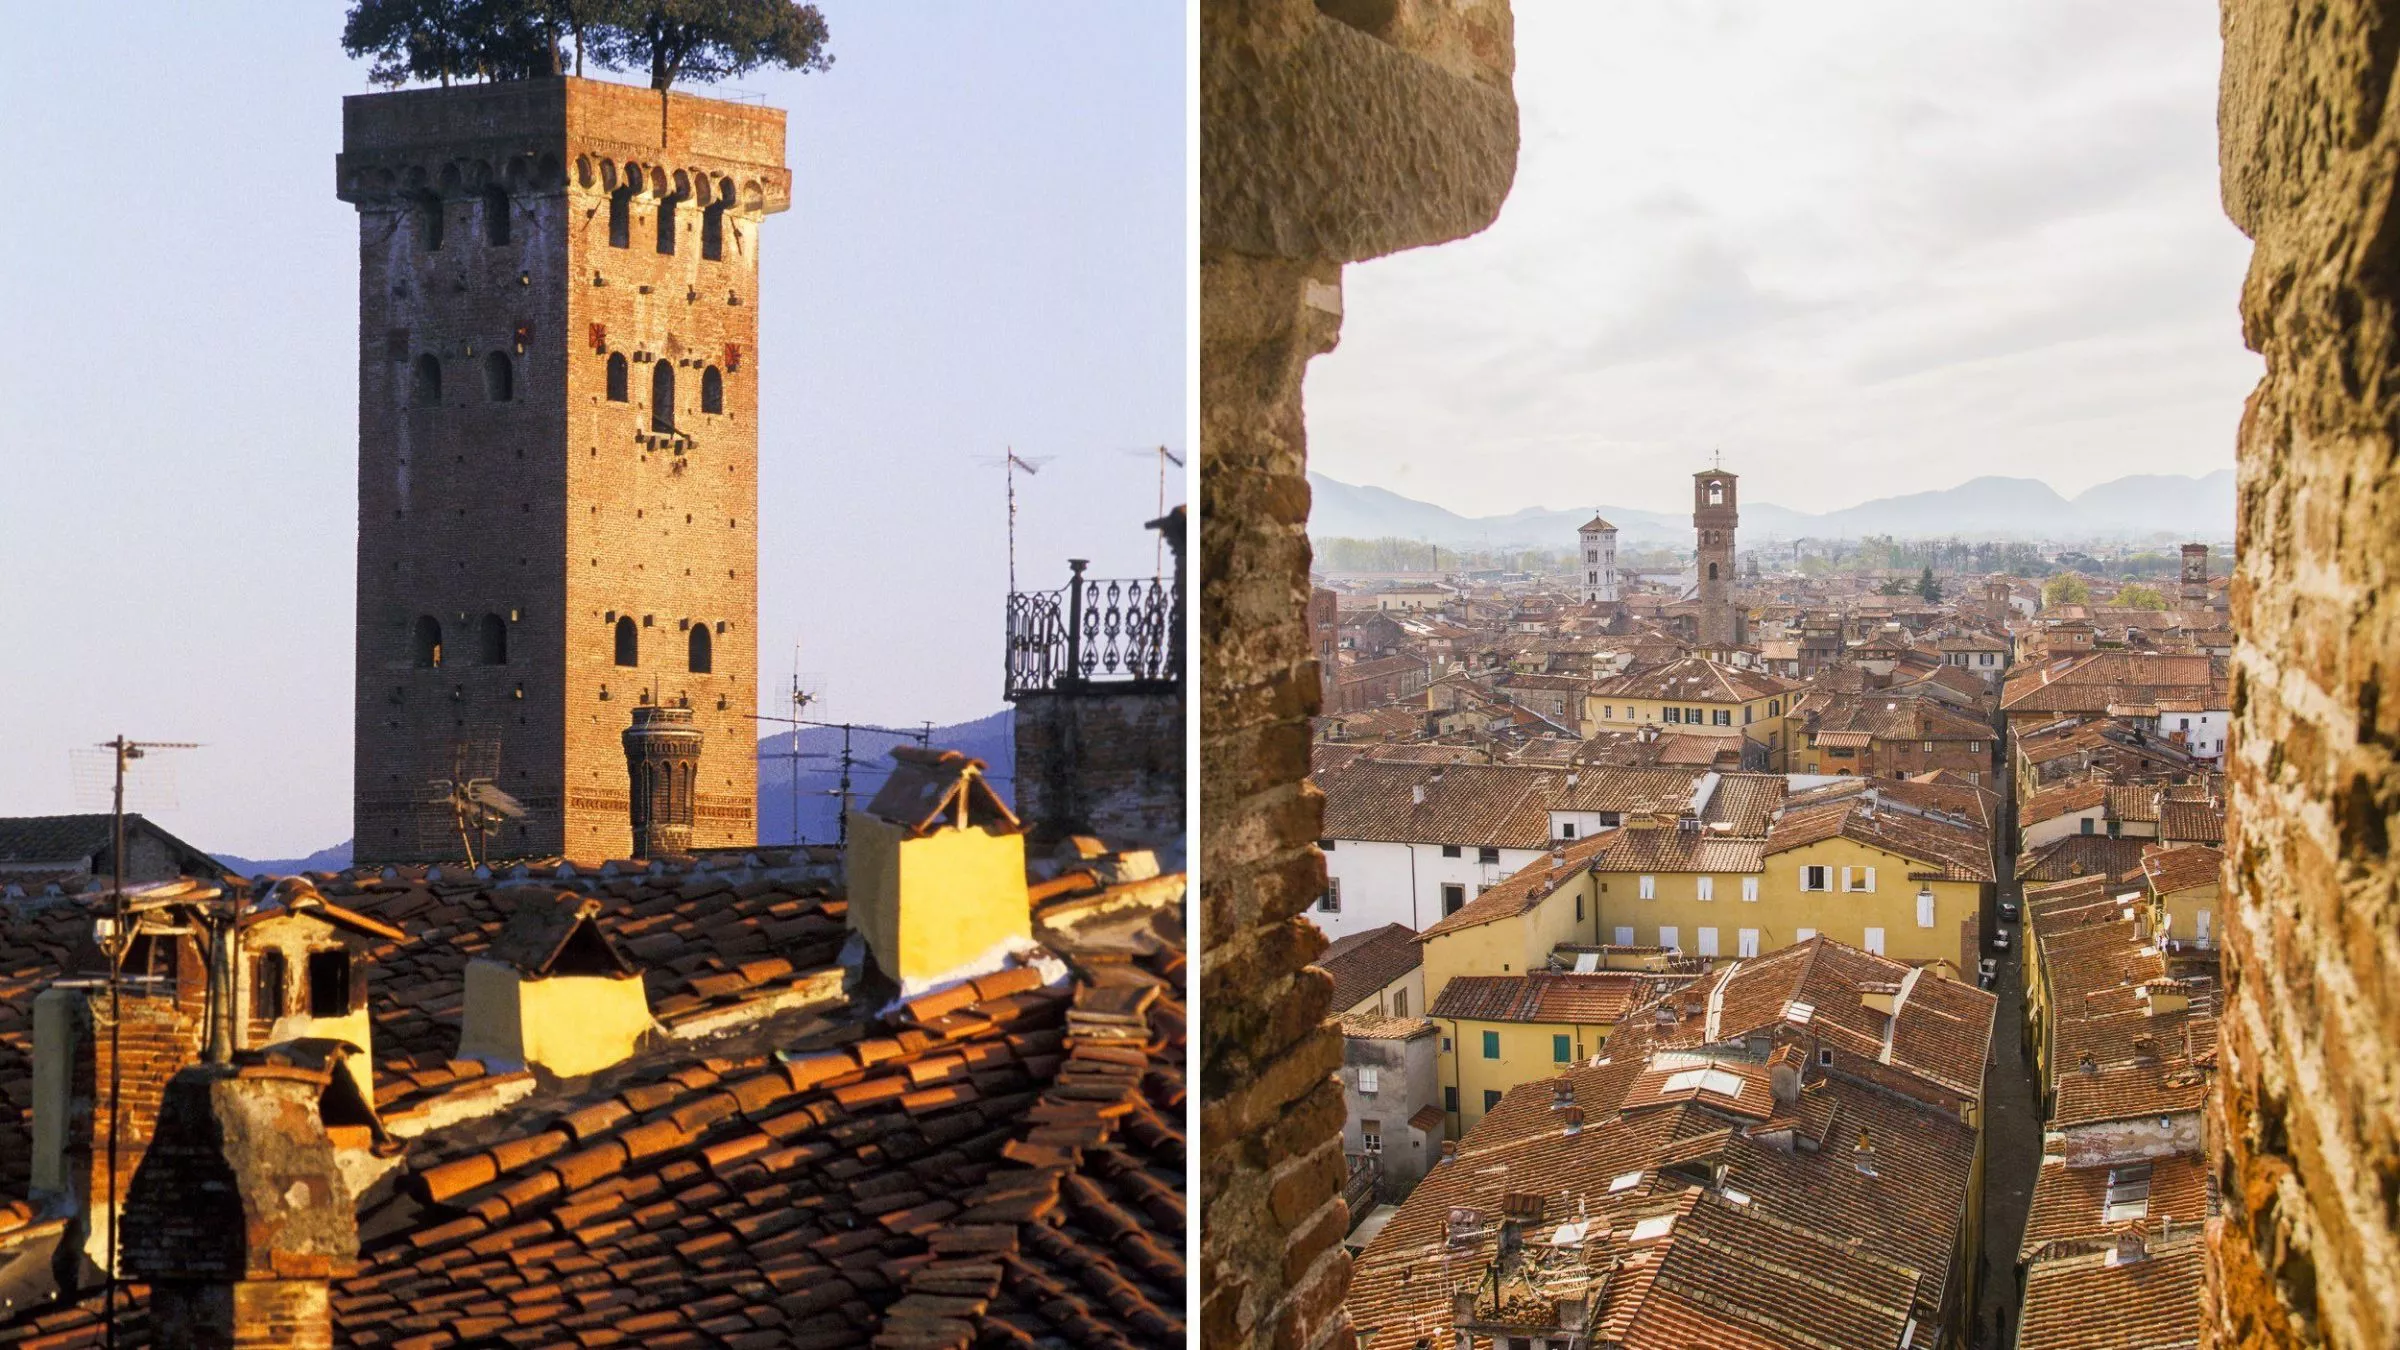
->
(1313, 837, 1551, 941)
(1577, 514, 1619, 603)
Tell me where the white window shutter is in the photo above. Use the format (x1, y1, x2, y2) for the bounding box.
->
(1742, 876, 1759, 902)
(1738, 928, 1759, 958)
(1358, 1066, 1380, 1094)
(1864, 927, 1886, 955)
(1613, 926, 1635, 946)
(1797, 927, 1816, 941)
(1697, 927, 1719, 957)
(1863, 866, 1876, 892)
(1697, 876, 1713, 902)
(1659, 926, 1680, 951)
(1839, 866, 1852, 892)
(1916, 892, 1935, 928)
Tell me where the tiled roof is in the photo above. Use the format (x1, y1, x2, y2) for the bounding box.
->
(2022, 781, 2108, 826)
(1763, 798, 1995, 883)
(2141, 844, 2223, 897)
(1547, 767, 1707, 815)
(2052, 1057, 2211, 1128)
(1416, 834, 1614, 941)
(2019, 1153, 2215, 1260)
(2158, 797, 2224, 844)
(1426, 971, 1683, 1026)
(1337, 1013, 1436, 1042)
(1584, 824, 1765, 875)
(2017, 1228, 2205, 1350)
(1591, 655, 1794, 704)
(1313, 761, 1560, 849)
(2018, 835, 2151, 884)
(1315, 924, 1422, 1013)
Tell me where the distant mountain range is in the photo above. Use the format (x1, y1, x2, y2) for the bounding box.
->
(213, 710, 1016, 873)
(1308, 469, 2236, 549)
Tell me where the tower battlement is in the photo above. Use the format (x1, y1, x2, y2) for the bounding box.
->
(341, 77, 784, 865)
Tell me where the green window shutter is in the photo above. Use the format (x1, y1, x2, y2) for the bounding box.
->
(1481, 1030, 1500, 1059)
(1553, 1033, 1571, 1062)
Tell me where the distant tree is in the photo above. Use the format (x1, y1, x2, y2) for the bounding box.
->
(2043, 574, 2092, 608)
(591, 0, 831, 90)
(1917, 566, 1940, 602)
(1879, 576, 1912, 597)
(2114, 583, 2170, 610)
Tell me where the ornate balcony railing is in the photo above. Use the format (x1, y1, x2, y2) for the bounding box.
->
(1006, 560, 1180, 700)
(1343, 1152, 1383, 1224)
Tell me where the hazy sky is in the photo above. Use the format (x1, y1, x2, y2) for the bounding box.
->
(0, 5, 1186, 857)
(1306, 2, 2260, 519)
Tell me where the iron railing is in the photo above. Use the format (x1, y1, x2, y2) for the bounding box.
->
(1007, 560, 1179, 699)
(1343, 1152, 1383, 1224)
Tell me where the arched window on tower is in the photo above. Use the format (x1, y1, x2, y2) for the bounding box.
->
(688, 623, 712, 674)
(482, 184, 511, 245)
(606, 352, 629, 402)
(1708, 482, 1724, 505)
(478, 613, 508, 665)
(484, 351, 513, 402)
(609, 184, 634, 249)
(1708, 562, 1719, 581)
(651, 361, 676, 432)
(614, 616, 639, 667)
(416, 192, 444, 252)
(702, 202, 725, 260)
(413, 616, 443, 668)
(656, 192, 679, 254)
(701, 365, 723, 414)
(413, 355, 442, 406)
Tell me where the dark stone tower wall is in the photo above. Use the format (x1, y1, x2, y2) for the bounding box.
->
(1694, 469, 1739, 647)
(623, 703, 702, 857)
(338, 79, 786, 864)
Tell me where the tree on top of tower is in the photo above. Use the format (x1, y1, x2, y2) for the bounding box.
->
(342, 0, 831, 91)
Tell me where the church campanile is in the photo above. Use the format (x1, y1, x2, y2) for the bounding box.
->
(338, 79, 787, 864)
(1694, 465, 1741, 647)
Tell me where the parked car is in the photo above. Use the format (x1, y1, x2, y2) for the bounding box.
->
(1998, 899, 2021, 921)
(1991, 928, 2012, 951)
(1977, 958, 1998, 989)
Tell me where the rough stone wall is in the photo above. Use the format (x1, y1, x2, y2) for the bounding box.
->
(1013, 687, 1185, 851)
(2209, 4, 2400, 1344)
(339, 78, 787, 865)
(1199, 3, 1517, 1347)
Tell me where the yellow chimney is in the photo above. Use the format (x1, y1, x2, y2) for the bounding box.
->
(844, 747, 1030, 993)
(459, 893, 654, 1077)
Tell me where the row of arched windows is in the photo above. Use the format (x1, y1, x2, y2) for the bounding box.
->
(412, 352, 515, 406)
(612, 617, 715, 673)
(415, 185, 517, 253)
(606, 188, 730, 261)
(602, 355, 726, 428)
(412, 614, 508, 668)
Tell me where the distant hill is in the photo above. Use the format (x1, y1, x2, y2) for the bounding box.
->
(212, 710, 1017, 870)
(1308, 468, 2235, 549)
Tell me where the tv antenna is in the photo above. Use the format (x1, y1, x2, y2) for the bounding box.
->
(759, 649, 832, 845)
(1122, 445, 1186, 577)
(745, 714, 932, 847)
(977, 450, 1053, 594)
(83, 736, 198, 1350)
(424, 737, 520, 865)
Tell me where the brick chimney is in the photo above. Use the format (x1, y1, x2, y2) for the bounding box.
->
(622, 703, 702, 858)
(120, 1062, 360, 1349)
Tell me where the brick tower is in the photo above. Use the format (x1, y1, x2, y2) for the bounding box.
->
(338, 79, 788, 865)
(1693, 465, 1740, 647)
(2180, 542, 2210, 610)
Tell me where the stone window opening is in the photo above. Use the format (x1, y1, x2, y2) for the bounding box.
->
(614, 615, 639, 667)
(482, 184, 511, 245)
(478, 613, 508, 665)
(252, 949, 287, 1023)
(651, 361, 676, 432)
(413, 354, 442, 406)
(483, 350, 514, 402)
(307, 948, 351, 1018)
(606, 352, 629, 402)
(609, 185, 635, 248)
(702, 201, 726, 260)
(688, 623, 713, 674)
(412, 615, 443, 668)
(656, 192, 679, 254)
(416, 191, 444, 252)
(701, 365, 724, 414)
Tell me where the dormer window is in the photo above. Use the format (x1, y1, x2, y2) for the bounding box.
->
(308, 949, 352, 1018)
(253, 951, 288, 1022)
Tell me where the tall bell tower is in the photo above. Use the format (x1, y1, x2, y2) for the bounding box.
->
(338, 78, 789, 864)
(1694, 464, 1740, 647)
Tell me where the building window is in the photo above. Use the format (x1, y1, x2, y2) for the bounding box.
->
(609, 184, 634, 248)
(416, 191, 444, 251)
(1714, 709, 1732, 726)
(1659, 925, 1679, 951)
(1441, 883, 1465, 915)
(606, 352, 629, 401)
(1797, 926, 1816, 941)
(1770, 699, 1781, 716)
(1561, 823, 1577, 839)
(413, 354, 442, 406)
(252, 950, 287, 1022)
(1613, 926, 1635, 945)
(1552, 1034, 1571, 1063)
(1969, 741, 1983, 753)
(2081, 817, 2096, 835)
(1819, 1047, 1834, 1067)
(483, 350, 513, 402)
(1738, 928, 1759, 958)
(656, 191, 679, 254)
(688, 623, 713, 674)
(412, 615, 443, 668)
(1391, 989, 1407, 1018)
(1445, 1086, 1458, 1113)
(1442, 845, 1462, 858)
(1863, 927, 1886, 956)
(614, 615, 639, 667)
(1361, 1121, 1381, 1154)
(1638, 875, 1656, 900)
(1574, 895, 1584, 921)
(1742, 876, 1759, 902)
(1696, 876, 1714, 902)
(481, 184, 510, 245)
(1478, 846, 1500, 865)
(1318, 878, 1341, 913)
(1484, 1090, 1503, 1112)
(1697, 927, 1719, 957)
(478, 613, 508, 665)
(307, 949, 352, 1018)
(701, 365, 724, 414)
(1357, 1066, 1380, 1095)
(1916, 890, 1936, 928)
(1662, 708, 1681, 724)
(651, 361, 676, 432)
(1481, 1030, 1500, 1060)
(1801, 865, 1830, 892)
(701, 201, 728, 260)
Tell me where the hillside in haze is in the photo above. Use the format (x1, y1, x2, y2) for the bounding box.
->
(214, 710, 1016, 872)
(1308, 469, 2236, 550)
